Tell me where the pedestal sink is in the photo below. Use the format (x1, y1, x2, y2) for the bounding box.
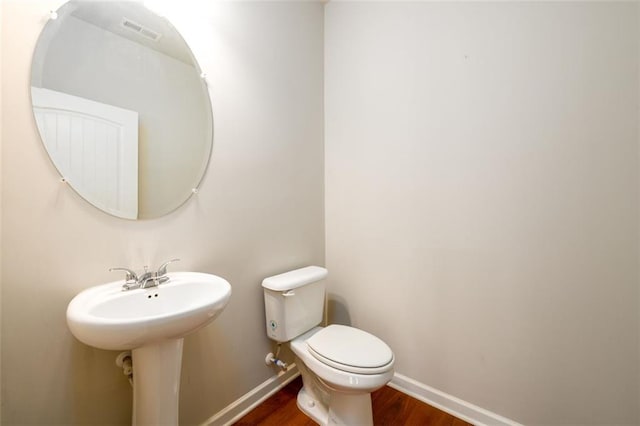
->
(67, 272, 231, 425)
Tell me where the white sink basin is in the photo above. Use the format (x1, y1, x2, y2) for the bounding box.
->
(67, 271, 231, 350)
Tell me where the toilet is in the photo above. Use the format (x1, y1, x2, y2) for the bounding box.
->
(262, 266, 395, 426)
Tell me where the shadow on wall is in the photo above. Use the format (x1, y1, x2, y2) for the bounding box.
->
(70, 339, 132, 423)
(327, 293, 351, 326)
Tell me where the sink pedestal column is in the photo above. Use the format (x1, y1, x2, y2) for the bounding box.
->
(131, 338, 184, 425)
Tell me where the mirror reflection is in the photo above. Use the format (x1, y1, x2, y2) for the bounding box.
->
(31, 0, 213, 219)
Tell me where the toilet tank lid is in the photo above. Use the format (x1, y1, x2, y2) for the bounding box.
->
(262, 266, 328, 291)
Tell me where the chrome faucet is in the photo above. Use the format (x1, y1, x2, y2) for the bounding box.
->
(110, 259, 180, 290)
(138, 259, 180, 289)
(108, 267, 140, 290)
(157, 258, 180, 276)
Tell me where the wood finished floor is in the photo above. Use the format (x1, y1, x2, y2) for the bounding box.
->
(234, 376, 472, 426)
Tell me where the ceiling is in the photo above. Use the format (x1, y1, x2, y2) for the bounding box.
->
(69, 1, 195, 65)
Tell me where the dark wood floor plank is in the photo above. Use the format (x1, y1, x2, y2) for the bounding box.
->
(234, 380, 315, 426)
(234, 376, 473, 426)
(452, 417, 472, 426)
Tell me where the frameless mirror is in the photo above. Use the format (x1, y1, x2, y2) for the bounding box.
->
(31, 0, 213, 219)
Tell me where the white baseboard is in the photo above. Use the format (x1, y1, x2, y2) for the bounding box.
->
(389, 373, 522, 426)
(200, 366, 520, 426)
(200, 364, 300, 426)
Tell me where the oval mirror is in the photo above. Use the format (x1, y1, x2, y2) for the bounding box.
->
(30, 0, 213, 219)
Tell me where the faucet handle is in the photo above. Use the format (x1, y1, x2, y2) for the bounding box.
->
(109, 267, 138, 283)
(157, 258, 180, 276)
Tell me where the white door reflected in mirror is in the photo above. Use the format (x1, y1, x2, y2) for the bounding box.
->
(32, 87, 139, 219)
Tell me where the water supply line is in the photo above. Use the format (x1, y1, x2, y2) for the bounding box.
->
(116, 351, 134, 387)
(265, 344, 288, 370)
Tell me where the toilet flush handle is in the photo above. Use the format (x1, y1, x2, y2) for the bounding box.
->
(282, 290, 295, 297)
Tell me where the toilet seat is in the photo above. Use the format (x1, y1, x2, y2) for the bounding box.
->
(306, 325, 394, 375)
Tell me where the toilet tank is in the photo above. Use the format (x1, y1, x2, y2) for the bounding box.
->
(262, 266, 328, 342)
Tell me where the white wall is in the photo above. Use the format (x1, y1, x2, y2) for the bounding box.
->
(37, 15, 210, 218)
(325, 2, 639, 424)
(1, 1, 323, 424)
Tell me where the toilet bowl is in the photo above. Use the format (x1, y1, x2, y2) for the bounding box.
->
(290, 326, 394, 425)
(262, 266, 395, 425)
(292, 326, 394, 392)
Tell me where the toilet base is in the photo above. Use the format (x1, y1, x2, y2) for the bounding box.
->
(297, 386, 328, 425)
(296, 362, 373, 426)
(296, 382, 374, 426)
(328, 391, 373, 425)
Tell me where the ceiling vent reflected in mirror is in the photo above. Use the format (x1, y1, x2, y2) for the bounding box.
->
(121, 18, 161, 42)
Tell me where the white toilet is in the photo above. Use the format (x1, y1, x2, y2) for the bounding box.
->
(262, 266, 395, 426)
